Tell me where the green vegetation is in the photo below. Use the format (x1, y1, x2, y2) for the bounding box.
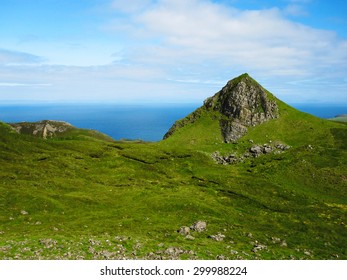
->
(0, 77, 346, 260)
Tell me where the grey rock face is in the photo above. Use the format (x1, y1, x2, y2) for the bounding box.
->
(205, 74, 279, 142)
(9, 120, 73, 139)
(163, 73, 279, 142)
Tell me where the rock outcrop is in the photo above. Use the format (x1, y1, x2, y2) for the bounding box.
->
(9, 120, 73, 139)
(204, 73, 278, 142)
(164, 73, 279, 142)
(211, 142, 291, 165)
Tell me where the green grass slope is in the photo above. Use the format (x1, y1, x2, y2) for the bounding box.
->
(0, 87, 346, 260)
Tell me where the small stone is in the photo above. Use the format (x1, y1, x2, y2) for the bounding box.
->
(252, 244, 267, 253)
(271, 237, 281, 244)
(178, 226, 190, 236)
(209, 233, 226, 242)
(185, 235, 195, 240)
(304, 250, 311, 256)
(20, 210, 28, 215)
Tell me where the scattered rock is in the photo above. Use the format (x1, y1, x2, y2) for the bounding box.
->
(211, 143, 290, 165)
(263, 146, 272, 154)
(89, 239, 101, 246)
(20, 210, 28, 215)
(190, 221, 207, 232)
(185, 235, 195, 240)
(164, 247, 184, 259)
(275, 143, 290, 151)
(212, 142, 290, 164)
(271, 237, 281, 244)
(252, 243, 267, 253)
(250, 145, 263, 157)
(209, 233, 226, 242)
(39, 239, 58, 249)
(304, 250, 312, 256)
(178, 226, 190, 236)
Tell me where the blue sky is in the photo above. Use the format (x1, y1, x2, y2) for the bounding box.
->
(0, 0, 346, 104)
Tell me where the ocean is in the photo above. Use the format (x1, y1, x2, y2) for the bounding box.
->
(0, 103, 346, 141)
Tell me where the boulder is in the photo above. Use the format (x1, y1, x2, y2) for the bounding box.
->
(178, 226, 190, 236)
(190, 221, 207, 232)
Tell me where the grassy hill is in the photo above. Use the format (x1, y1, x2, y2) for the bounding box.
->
(0, 75, 346, 260)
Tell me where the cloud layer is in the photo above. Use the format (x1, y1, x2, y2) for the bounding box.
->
(0, 0, 346, 104)
(111, 0, 347, 77)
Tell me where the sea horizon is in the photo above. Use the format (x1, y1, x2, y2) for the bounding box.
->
(0, 102, 346, 141)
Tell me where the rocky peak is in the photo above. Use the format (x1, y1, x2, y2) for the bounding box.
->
(204, 73, 279, 142)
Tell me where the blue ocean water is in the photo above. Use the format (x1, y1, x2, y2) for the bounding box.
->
(0, 104, 198, 141)
(0, 103, 346, 141)
(292, 104, 347, 119)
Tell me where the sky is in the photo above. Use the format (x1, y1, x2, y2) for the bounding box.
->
(0, 0, 346, 104)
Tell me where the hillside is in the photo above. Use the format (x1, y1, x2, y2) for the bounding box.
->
(0, 74, 346, 260)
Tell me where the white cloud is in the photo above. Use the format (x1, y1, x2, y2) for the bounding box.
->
(108, 0, 347, 82)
